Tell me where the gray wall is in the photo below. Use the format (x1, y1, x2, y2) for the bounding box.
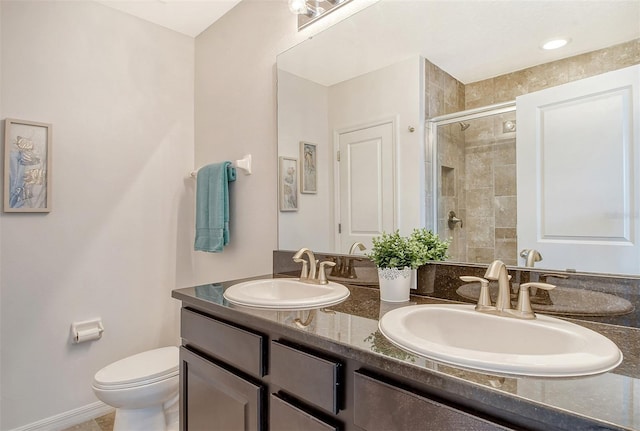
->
(0, 1, 194, 428)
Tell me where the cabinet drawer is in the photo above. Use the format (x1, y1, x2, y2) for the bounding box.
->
(181, 308, 265, 377)
(270, 341, 342, 414)
(353, 372, 512, 431)
(270, 394, 339, 431)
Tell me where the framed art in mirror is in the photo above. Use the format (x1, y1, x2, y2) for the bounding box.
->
(3, 118, 52, 213)
(300, 141, 317, 194)
(279, 156, 298, 212)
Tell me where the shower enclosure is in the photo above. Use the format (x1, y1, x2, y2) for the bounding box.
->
(428, 102, 518, 265)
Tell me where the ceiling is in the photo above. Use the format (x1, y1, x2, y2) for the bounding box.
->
(278, 0, 640, 85)
(97, 0, 640, 83)
(97, 0, 241, 37)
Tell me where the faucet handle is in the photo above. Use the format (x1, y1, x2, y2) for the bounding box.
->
(293, 258, 309, 279)
(460, 276, 487, 283)
(517, 282, 555, 318)
(460, 276, 492, 310)
(318, 261, 336, 285)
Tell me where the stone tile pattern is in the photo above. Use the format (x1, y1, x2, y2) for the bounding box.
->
(461, 112, 518, 265)
(424, 59, 466, 260)
(429, 38, 640, 266)
(465, 39, 640, 109)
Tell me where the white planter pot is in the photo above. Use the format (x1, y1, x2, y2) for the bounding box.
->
(377, 267, 412, 302)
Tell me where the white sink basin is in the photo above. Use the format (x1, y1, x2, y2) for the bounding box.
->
(378, 304, 623, 377)
(223, 278, 350, 310)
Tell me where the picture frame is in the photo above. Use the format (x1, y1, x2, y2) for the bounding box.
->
(4, 118, 52, 213)
(279, 156, 298, 211)
(300, 141, 317, 194)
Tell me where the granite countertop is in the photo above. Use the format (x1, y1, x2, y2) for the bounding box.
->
(173, 275, 640, 431)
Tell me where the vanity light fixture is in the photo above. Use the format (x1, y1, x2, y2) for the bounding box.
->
(288, 0, 320, 17)
(290, 0, 353, 31)
(542, 38, 570, 50)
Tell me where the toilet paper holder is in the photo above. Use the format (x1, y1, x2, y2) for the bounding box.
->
(71, 318, 104, 344)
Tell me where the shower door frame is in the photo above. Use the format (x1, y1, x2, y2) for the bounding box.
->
(426, 101, 515, 237)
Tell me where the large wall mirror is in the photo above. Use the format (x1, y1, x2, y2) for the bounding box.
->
(276, 0, 640, 275)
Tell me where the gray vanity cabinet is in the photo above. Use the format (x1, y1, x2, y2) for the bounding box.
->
(177, 304, 516, 431)
(174, 281, 622, 431)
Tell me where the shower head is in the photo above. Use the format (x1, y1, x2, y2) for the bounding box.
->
(459, 122, 470, 131)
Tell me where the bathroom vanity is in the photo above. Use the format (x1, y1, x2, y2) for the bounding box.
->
(173, 259, 640, 431)
(174, 284, 513, 431)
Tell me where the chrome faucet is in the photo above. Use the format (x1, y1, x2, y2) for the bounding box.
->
(520, 249, 542, 267)
(484, 260, 512, 312)
(293, 248, 335, 285)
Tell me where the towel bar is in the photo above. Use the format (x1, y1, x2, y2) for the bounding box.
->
(190, 154, 252, 178)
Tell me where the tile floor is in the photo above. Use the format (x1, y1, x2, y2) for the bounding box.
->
(61, 412, 114, 431)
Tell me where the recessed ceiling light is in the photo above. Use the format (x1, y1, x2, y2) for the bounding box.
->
(542, 38, 570, 50)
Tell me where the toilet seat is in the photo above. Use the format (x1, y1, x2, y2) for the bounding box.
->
(93, 346, 178, 390)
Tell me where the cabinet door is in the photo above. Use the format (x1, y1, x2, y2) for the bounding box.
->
(353, 372, 512, 431)
(180, 347, 263, 431)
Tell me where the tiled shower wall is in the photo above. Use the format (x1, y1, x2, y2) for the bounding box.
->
(434, 112, 518, 265)
(461, 112, 517, 265)
(436, 123, 466, 262)
(465, 39, 640, 109)
(427, 38, 640, 265)
(424, 60, 465, 248)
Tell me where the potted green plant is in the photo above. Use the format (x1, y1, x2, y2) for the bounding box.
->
(408, 228, 449, 294)
(408, 228, 449, 265)
(368, 229, 449, 302)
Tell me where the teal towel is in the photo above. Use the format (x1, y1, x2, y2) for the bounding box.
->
(194, 284, 225, 305)
(194, 162, 236, 252)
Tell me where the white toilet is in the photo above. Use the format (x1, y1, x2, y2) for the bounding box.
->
(92, 346, 179, 431)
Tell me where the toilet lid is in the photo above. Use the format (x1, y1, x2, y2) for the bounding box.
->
(94, 346, 179, 389)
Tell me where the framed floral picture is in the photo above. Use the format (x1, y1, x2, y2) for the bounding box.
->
(279, 156, 298, 211)
(4, 118, 52, 212)
(300, 141, 317, 194)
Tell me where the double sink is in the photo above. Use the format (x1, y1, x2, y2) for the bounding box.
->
(223, 272, 623, 378)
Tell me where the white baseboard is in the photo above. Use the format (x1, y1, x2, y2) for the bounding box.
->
(10, 401, 115, 431)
